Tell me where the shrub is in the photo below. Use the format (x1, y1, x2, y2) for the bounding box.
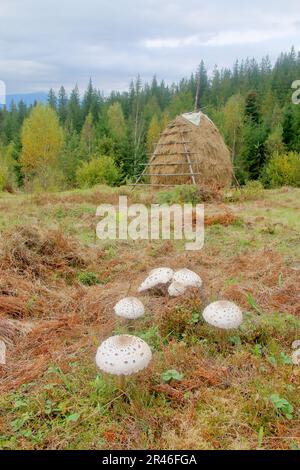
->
(156, 185, 200, 205)
(242, 180, 265, 199)
(0, 165, 10, 192)
(76, 156, 120, 188)
(225, 180, 264, 202)
(0, 143, 16, 192)
(262, 151, 300, 188)
(77, 271, 100, 286)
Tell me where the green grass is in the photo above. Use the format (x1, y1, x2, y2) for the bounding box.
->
(1, 311, 299, 449)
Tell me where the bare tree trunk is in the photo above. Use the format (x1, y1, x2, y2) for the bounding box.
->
(194, 69, 201, 111)
(232, 128, 236, 163)
(134, 99, 139, 174)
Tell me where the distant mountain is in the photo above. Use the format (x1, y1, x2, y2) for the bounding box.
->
(2, 92, 48, 108)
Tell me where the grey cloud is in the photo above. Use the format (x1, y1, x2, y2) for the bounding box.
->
(0, 0, 299, 94)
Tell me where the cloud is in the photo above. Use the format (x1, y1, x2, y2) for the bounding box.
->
(144, 35, 200, 49)
(0, 0, 299, 94)
(144, 15, 300, 49)
(205, 28, 297, 46)
(144, 29, 290, 50)
(0, 59, 54, 75)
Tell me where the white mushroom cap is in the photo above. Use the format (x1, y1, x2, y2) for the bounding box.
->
(138, 267, 174, 292)
(172, 269, 202, 288)
(168, 282, 187, 297)
(96, 335, 152, 376)
(114, 297, 145, 320)
(202, 301, 243, 330)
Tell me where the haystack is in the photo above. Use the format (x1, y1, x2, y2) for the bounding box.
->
(150, 112, 232, 189)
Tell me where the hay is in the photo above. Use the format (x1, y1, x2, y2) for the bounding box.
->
(150, 112, 232, 189)
(0, 225, 94, 279)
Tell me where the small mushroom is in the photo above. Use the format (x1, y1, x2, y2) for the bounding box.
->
(114, 297, 145, 320)
(96, 334, 152, 389)
(138, 267, 174, 294)
(202, 300, 243, 330)
(168, 281, 187, 297)
(172, 269, 203, 288)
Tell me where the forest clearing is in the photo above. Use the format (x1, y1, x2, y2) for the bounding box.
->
(0, 184, 299, 450)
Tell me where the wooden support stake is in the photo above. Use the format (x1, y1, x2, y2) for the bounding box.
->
(180, 130, 196, 185)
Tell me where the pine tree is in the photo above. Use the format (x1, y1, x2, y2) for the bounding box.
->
(245, 90, 260, 123)
(242, 123, 267, 179)
(67, 85, 81, 133)
(82, 79, 101, 121)
(58, 86, 68, 124)
(48, 89, 57, 110)
(17, 100, 28, 125)
(282, 107, 295, 150)
(60, 130, 81, 187)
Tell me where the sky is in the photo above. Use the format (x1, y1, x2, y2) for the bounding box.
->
(0, 0, 300, 95)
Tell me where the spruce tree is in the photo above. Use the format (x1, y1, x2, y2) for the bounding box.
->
(58, 86, 68, 124)
(48, 88, 57, 110)
(67, 85, 81, 133)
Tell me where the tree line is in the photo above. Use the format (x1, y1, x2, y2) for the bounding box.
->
(0, 47, 300, 191)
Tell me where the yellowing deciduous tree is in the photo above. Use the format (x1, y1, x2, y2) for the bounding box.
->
(223, 94, 245, 162)
(107, 103, 126, 141)
(147, 114, 161, 154)
(21, 105, 64, 174)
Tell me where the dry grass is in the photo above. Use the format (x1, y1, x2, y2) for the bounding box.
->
(0, 186, 299, 450)
(0, 225, 97, 278)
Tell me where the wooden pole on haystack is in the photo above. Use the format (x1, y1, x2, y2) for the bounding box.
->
(180, 130, 196, 186)
(194, 66, 201, 112)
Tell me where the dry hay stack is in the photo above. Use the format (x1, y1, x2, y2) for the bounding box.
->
(150, 112, 233, 189)
(0, 318, 33, 346)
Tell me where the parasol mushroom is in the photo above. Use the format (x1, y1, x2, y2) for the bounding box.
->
(168, 268, 203, 298)
(96, 334, 152, 389)
(138, 267, 174, 294)
(202, 300, 243, 330)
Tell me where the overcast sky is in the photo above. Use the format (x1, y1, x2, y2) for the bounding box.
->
(1, 0, 299, 95)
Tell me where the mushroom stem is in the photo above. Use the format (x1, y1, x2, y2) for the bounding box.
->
(126, 319, 135, 332)
(199, 285, 208, 307)
(219, 329, 228, 347)
(117, 375, 126, 390)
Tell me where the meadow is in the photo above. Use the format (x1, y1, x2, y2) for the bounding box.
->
(0, 185, 299, 450)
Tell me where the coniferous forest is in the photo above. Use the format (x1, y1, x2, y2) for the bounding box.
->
(0, 47, 300, 192)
